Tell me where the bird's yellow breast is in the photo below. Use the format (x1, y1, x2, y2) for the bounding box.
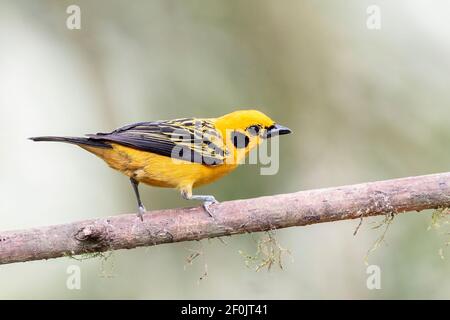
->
(82, 143, 237, 190)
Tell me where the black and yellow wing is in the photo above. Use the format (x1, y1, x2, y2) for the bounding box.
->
(87, 118, 227, 165)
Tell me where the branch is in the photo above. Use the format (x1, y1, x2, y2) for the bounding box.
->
(1, 172, 450, 265)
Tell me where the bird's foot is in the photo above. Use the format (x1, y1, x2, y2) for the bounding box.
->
(181, 191, 219, 219)
(137, 205, 146, 221)
(202, 197, 219, 218)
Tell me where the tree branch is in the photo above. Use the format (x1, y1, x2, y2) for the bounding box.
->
(1, 172, 450, 265)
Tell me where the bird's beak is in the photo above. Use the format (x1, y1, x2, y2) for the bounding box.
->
(263, 124, 292, 138)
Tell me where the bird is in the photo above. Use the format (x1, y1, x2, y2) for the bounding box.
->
(30, 110, 291, 220)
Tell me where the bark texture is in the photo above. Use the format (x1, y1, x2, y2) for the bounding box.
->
(1, 172, 450, 265)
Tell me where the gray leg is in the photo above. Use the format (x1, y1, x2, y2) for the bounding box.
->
(130, 178, 146, 221)
(181, 191, 219, 217)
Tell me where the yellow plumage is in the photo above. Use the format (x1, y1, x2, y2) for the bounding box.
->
(30, 110, 291, 219)
(83, 143, 237, 190)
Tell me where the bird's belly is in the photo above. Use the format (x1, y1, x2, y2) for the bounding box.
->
(83, 143, 236, 189)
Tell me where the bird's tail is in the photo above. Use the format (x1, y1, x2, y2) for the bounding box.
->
(29, 136, 111, 148)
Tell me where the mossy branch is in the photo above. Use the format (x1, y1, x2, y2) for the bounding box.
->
(1, 172, 450, 265)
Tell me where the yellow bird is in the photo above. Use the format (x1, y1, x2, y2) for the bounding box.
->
(30, 110, 291, 220)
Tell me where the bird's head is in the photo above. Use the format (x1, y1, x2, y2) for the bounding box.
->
(214, 110, 292, 163)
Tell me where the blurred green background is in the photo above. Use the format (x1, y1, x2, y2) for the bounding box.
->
(0, 0, 449, 299)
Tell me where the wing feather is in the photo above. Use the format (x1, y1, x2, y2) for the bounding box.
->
(87, 118, 227, 165)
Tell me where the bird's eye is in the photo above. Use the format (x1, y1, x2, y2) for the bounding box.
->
(247, 125, 260, 136)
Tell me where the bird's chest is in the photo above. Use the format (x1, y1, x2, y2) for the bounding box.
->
(131, 153, 236, 189)
(95, 143, 236, 189)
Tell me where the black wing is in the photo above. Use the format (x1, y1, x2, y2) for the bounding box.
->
(87, 118, 227, 165)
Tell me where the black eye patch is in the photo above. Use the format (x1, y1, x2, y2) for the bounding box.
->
(231, 131, 250, 149)
(247, 125, 260, 136)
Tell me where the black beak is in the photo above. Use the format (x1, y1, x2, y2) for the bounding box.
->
(264, 124, 292, 138)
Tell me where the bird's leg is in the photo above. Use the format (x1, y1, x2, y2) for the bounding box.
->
(130, 177, 146, 221)
(181, 187, 219, 218)
(191, 195, 219, 217)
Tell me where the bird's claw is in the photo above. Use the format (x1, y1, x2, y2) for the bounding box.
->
(137, 205, 146, 221)
(203, 198, 219, 218)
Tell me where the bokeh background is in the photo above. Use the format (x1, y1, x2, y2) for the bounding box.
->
(1, 0, 449, 299)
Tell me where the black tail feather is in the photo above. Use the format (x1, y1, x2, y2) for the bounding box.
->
(29, 136, 111, 148)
